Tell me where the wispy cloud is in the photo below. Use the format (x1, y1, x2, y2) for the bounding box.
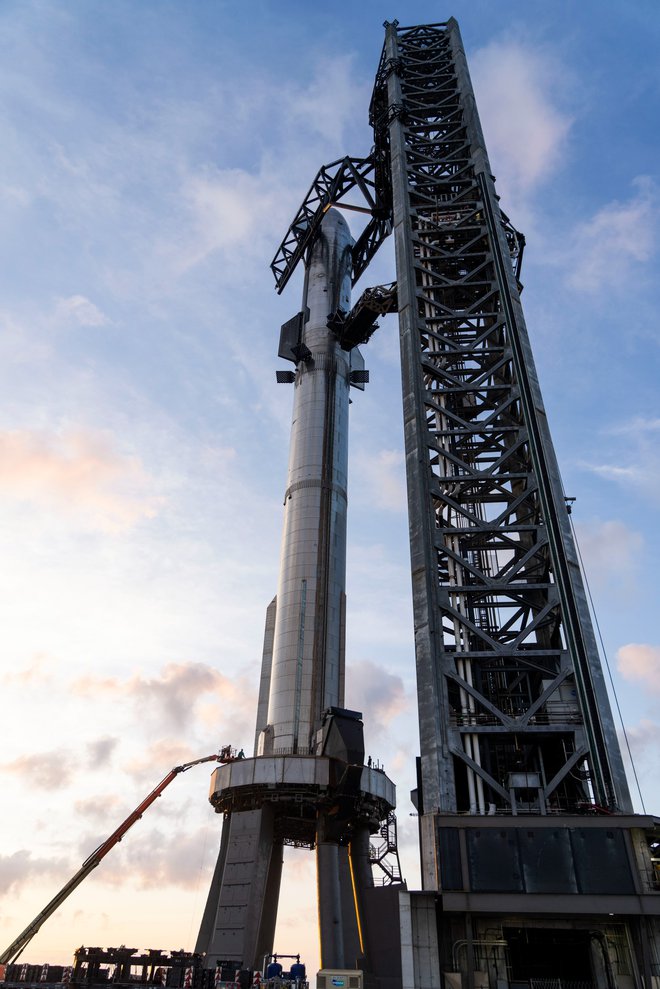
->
(617, 643, 660, 693)
(73, 794, 125, 823)
(1, 750, 77, 789)
(574, 519, 642, 593)
(580, 464, 643, 481)
(72, 661, 255, 737)
(354, 448, 406, 512)
(86, 736, 119, 769)
(286, 54, 371, 146)
(0, 652, 54, 686)
(608, 416, 660, 436)
(564, 176, 659, 293)
(116, 827, 215, 891)
(620, 717, 660, 812)
(122, 739, 202, 782)
(350, 659, 409, 734)
(0, 850, 69, 897)
(178, 166, 288, 272)
(0, 428, 162, 532)
(54, 294, 110, 328)
(471, 38, 572, 213)
(578, 419, 660, 502)
(625, 717, 660, 755)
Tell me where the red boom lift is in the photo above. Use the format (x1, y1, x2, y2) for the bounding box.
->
(0, 750, 235, 967)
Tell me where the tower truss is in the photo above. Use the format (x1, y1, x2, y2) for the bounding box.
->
(362, 21, 660, 989)
(374, 18, 631, 821)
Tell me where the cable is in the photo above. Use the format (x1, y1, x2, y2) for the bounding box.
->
(568, 511, 647, 814)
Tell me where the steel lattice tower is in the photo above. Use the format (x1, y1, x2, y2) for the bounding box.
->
(374, 19, 630, 823)
(369, 19, 660, 989)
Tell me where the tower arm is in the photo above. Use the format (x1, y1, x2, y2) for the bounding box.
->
(270, 155, 391, 294)
(0, 752, 232, 967)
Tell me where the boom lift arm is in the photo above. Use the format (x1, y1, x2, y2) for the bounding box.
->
(1, 751, 234, 967)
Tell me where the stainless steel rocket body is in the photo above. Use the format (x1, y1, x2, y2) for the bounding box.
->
(263, 209, 353, 753)
(197, 208, 396, 971)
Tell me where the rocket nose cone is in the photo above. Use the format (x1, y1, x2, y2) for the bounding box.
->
(321, 206, 351, 239)
(321, 206, 352, 245)
(307, 207, 353, 317)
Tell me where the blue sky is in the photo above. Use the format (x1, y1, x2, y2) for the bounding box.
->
(1, 0, 659, 975)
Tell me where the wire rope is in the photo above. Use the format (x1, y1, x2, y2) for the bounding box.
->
(568, 509, 646, 814)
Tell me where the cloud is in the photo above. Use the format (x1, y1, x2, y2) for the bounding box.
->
(0, 428, 162, 531)
(617, 643, 660, 693)
(0, 850, 69, 898)
(180, 166, 285, 269)
(73, 795, 125, 822)
(86, 736, 119, 768)
(122, 738, 201, 782)
(609, 417, 660, 436)
(0, 750, 77, 789)
(470, 39, 572, 206)
(349, 659, 409, 732)
(578, 421, 660, 502)
(355, 449, 406, 512)
(72, 661, 254, 735)
(106, 826, 215, 891)
(619, 717, 660, 813)
(54, 294, 110, 327)
(573, 519, 642, 592)
(169, 52, 370, 277)
(625, 717, 660, 755)
(582, 464, 643, 481)
(564, 177, 658, 293)
(0, 652, 53, 687)
(287, 54, 371, 145)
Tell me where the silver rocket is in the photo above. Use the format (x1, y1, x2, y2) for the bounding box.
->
(258, 208, 354, 755)
(197, 208, 395, 974)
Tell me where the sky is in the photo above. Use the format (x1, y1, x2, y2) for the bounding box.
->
(1, 0, 659, 977)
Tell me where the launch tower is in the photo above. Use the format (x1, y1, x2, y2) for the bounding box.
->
(200, 17, 660, 989)
(368, 19, 660, 989)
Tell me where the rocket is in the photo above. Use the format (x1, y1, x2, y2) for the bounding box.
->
(196, 208, 395, 974)
(257, 208, 354, 755)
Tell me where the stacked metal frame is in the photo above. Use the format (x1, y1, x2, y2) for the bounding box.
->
(374, 18, 632, 823)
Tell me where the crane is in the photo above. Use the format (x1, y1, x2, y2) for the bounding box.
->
(1, 750, 236, 967)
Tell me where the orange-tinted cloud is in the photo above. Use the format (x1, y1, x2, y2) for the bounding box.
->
(0, 428, 162, 532)
(617, 643, 660, 693)
(71, 661, 256, 752)
(625, 718, 660, 754)
(122, 738, 201, 782)
(73, 794, 126, 822)
(0, 749, 77, 789)
(0, 652, 53, 687)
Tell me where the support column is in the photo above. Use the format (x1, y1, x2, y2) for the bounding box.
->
(196, 808, 282, 970)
